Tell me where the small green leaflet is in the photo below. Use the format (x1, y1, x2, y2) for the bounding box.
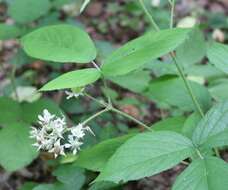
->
(182, 112, 201, 139)
(172, 157, 228, 190)
(207, 42, 228, 74)
(0, 122, 38, 171)
(192, 100, 228, 148)
(21, 25, 97, 63)
(101, 28, 190, 76)
(8, 0, 50, 24)
(95, 131, 195, 183)
(40, 68, 101, 91)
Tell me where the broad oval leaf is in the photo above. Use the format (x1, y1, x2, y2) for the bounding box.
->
(173, 157, 228, 190)
(21, 25, 97, 63)
(176, 27, 206, 66)
(8, 0, 51, 24)
(0, 97, 22, 126)
(207, 42, 228, 74)
(193, 101, 228, 148)
(152, 116, 186, 134)
(53, 165, 86, 190)
(40, 68, 101, 91)
(0, 122, 38, 171)
(74, 134, 135, 172)
(144, 76, 212, 112)
(101, 28, 190, 76)
(109, 70, 151, 93)
(95, 131, 195, 183)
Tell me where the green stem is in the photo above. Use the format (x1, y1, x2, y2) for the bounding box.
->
(92, 60, 112, 105)
(84, 93, 152, 131)
(0, 64, 19, 100)
(171, 53, 204, 117)
(111, 107, 153, 131)
(82, 108, 110, 125)
(170, 0, 175, 28)
(139, 0, 204, 118)
(84, 93, 107, 108)
(196, 148, 204, 159)
(10, 65, 19, 101)
(139, 0, 160, 31)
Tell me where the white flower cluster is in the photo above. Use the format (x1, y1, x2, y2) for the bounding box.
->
(30, 109, 94, 158)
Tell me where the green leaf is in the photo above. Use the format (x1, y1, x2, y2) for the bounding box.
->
(0, 122, 38, 171)
(144, 76, 212, 112)
(101, 28, 190, 76)
(74, 134, 135, 171)
(21, 24, 97, 63)
(34, 165, 85, 190)
(89, 182, 119, 190)
(176, 27, 206, 66)
(40, 68, 101, 91)
(8, 0, 50, 24)
(33, 184, 56, 190)
(0, 24, 22, 40)
(96, 131, 195, 183)
(109, 70, 151, 93)
(193, 101, 228, 148)
(207, 42, 228, 74)
(173, 157, 228, 190)
(19, 183, 37, 190)
(0, 97, 22, 126)
(209, 79, 228, 101)
(152, 116, 186, 134)
(182, 113, 201, 139)
(21, 98, 64, 123)
(53, 164, 86, 190)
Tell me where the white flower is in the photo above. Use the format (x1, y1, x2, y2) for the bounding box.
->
(70, 123, 94, 139)
(48, 139, 65, 158)
(64, 135, 83, 155)
(30, 109, 95, 158)
(30, 127, 40, 139)
(65, 88, 84, 100)
(38, 109, 55, 125)
(49, 117, 66, 138)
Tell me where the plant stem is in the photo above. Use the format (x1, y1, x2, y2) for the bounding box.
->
(92, 60, 112, 105)
(82, 108, 110, 125)
(111, 107, 153, 131)
(139, 0, 160, 31)
(84, 93, 107, 107)
(10, 65, 19, 101)
(170, 53, 204, 117)
(84, 93, 152, 131)
(170, 0, 175, 28)
(196, 148, 204, 159)
(139, 0, 204, 118)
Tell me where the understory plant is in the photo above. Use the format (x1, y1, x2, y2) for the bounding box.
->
(1, 0, 228, 189)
